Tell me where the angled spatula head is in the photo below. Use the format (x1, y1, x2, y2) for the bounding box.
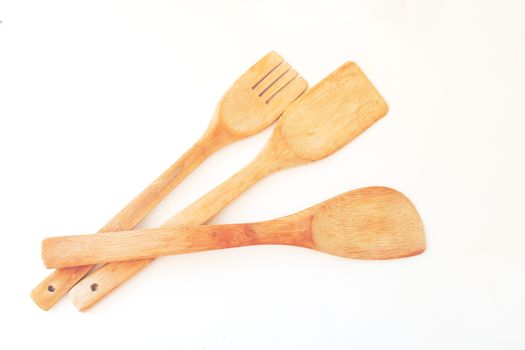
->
(310, 187, 426, 259)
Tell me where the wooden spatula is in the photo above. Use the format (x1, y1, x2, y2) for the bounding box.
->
(42, 187, 425, 268)
(30, 51, 307, 310)
(68, 61, 389, 311)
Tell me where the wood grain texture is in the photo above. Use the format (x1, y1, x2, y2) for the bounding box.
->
(30, 51, 307, 310)
(43, 220, 312, 268)
(68, 61, 389, 311)
(42, 187, 425, 268)
(310, 187, 425, 259)
(279, 63, 387, 160)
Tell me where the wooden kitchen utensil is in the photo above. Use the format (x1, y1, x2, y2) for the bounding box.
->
(31, 51, 307, 310)
(42, 187, 425, 268)
(68, 61, 389, 311)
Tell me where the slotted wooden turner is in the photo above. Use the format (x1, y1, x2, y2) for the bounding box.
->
(30, 51, 307, 310)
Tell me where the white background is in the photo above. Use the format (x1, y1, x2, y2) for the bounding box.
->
(1, 0, 524, 349)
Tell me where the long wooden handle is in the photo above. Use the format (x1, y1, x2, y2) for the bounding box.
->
(43, 226, 241, 268)
(42, 219, 312, 268)
(67, 153, 276, 310)
(30, 127, 231, 310)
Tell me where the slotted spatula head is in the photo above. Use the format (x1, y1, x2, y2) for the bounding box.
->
(215, 51, 308, 137)
(276, 61, 388, 161)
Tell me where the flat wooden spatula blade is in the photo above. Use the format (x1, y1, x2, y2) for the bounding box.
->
(278, 62, 389, 161)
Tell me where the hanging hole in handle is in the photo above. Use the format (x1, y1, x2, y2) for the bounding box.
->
(47, 285, 55, 293)
(90, 283, 98, 292)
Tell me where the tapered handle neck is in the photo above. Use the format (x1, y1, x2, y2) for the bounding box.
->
(163, 130, 305, 227)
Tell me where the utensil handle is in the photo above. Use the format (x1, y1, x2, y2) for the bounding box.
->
(42, 226, 233, 268)
(43, 218, 313, 268)
(30, 127, 230, 310)
(67, 153, 274, 310)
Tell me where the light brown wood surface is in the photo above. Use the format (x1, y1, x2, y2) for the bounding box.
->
(67, 61, 389, 311)
(30, 51, 307, 310)
(42, 187, 425, 268)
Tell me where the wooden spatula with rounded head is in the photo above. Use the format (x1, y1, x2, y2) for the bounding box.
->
(42, 187, 425, 268)
(68, 61, 389, 311)
(30, 51, 307, 310)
